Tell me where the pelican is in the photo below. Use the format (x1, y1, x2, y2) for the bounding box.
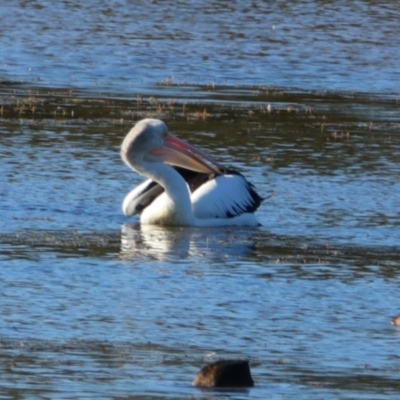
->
(120, 118, 264, 226)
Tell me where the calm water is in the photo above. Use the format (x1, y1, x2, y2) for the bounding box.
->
(1, 0, 400, 93)
(1, 1, 400, 399)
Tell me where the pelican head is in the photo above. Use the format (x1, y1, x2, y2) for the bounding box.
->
(121, 118, 222, 175)
(121, 119, 167, 167)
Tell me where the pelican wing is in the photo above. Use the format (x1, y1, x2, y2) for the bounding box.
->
(191, 172, 263, 219)
(122, 179, 164, 216)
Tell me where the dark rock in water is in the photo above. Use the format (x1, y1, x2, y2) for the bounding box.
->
(192, 359, 254, 388)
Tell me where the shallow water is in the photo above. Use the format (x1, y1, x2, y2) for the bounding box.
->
(1, 1, 400, 399)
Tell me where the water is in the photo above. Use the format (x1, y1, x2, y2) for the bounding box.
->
(1, 1, 400, 93)
(1, 1, 400, 399)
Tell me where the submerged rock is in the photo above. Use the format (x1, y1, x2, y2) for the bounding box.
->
(391, 315, 400, 326)
(192, 359, 254, 388)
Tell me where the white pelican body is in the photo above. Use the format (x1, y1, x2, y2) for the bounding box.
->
(120, 119, 263, 226)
